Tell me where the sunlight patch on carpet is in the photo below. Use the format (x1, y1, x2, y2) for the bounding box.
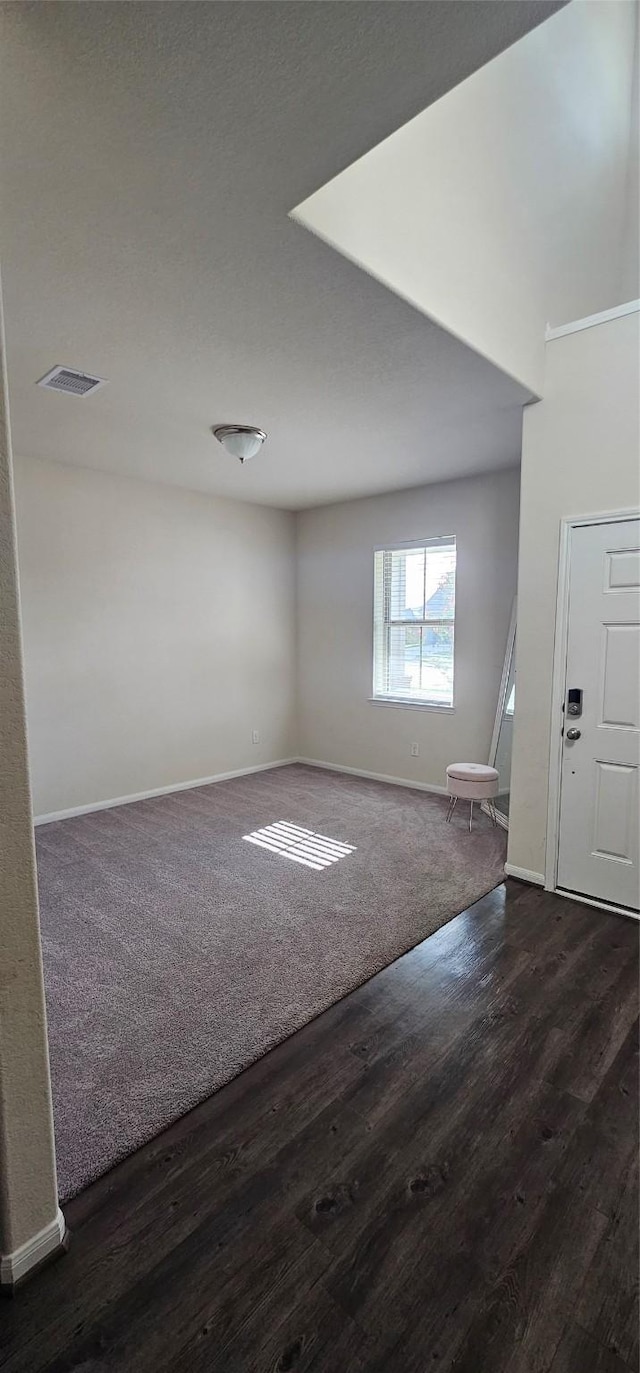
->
(243, 820, 356, 871)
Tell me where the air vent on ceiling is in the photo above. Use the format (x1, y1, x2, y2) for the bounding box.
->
(37, 365, 108, 398)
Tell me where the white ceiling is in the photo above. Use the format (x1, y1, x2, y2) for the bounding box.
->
(294, 1, 638, 398)
(0, 1, 561, 510)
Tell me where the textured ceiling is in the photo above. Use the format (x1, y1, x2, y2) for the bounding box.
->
(0, 2, 562, 509)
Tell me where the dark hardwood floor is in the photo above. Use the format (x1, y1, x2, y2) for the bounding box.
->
(1, 879, 638, 1372)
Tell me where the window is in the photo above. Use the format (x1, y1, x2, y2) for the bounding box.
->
(372, 537, 456, 707)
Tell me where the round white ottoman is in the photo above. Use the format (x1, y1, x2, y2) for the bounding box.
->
(446, 762, 499, 831)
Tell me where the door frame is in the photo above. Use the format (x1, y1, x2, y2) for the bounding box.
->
(545, 506, 640, 904)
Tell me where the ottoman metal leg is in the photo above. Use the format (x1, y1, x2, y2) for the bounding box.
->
(469, 800, 474, 832)
(446, 796, 457, 823)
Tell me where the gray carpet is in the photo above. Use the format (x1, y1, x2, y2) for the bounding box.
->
(35, 763, 506, 1200)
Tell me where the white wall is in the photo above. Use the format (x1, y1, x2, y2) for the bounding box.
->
(508, 308, 640, 881)
(0, 285, 59, 1272)
(14, 458, 297, 817)
(293, 0, 639, 396)
(621, 11, 640, 299)
(296, 469, 520, 789)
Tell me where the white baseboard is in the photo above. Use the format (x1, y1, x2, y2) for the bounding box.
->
(504, 862, 545, 886)
(34, 754, 465, 827)
(34, 758, 299, 826)
(0, 1207, 66, 1289)
(297, 757, 448, 796)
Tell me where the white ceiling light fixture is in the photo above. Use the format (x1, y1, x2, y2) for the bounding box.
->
(212, 424, 267, 464)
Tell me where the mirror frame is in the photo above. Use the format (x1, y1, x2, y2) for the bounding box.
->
(483, 596, 517, 831)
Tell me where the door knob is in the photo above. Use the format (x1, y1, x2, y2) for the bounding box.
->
(566, 727, 581, 740)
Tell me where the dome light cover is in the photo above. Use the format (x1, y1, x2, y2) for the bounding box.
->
(212, 425, 267, 463)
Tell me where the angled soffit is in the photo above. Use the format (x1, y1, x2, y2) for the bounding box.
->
(292, 0, 639, 400)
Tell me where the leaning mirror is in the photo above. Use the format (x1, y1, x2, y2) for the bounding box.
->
(484, 598, 516, 829)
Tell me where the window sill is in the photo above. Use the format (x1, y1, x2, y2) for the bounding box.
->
(369, 697, 455, 713)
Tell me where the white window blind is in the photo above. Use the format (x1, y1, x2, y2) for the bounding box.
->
(373, 537, 456, 707)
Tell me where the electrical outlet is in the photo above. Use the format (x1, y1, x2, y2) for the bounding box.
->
(252, 729, 260, 745)
(410, 742, 419, 757)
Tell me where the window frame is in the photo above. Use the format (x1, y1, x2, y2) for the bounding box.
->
(371, 535, 457, 712)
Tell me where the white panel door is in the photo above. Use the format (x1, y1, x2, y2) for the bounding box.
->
(557, 518, 640, 911)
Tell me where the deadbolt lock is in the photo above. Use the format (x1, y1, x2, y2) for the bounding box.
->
(566, 688, 583, 717)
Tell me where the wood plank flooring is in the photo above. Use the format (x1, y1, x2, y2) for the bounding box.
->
(0, 879, 637, 1372)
